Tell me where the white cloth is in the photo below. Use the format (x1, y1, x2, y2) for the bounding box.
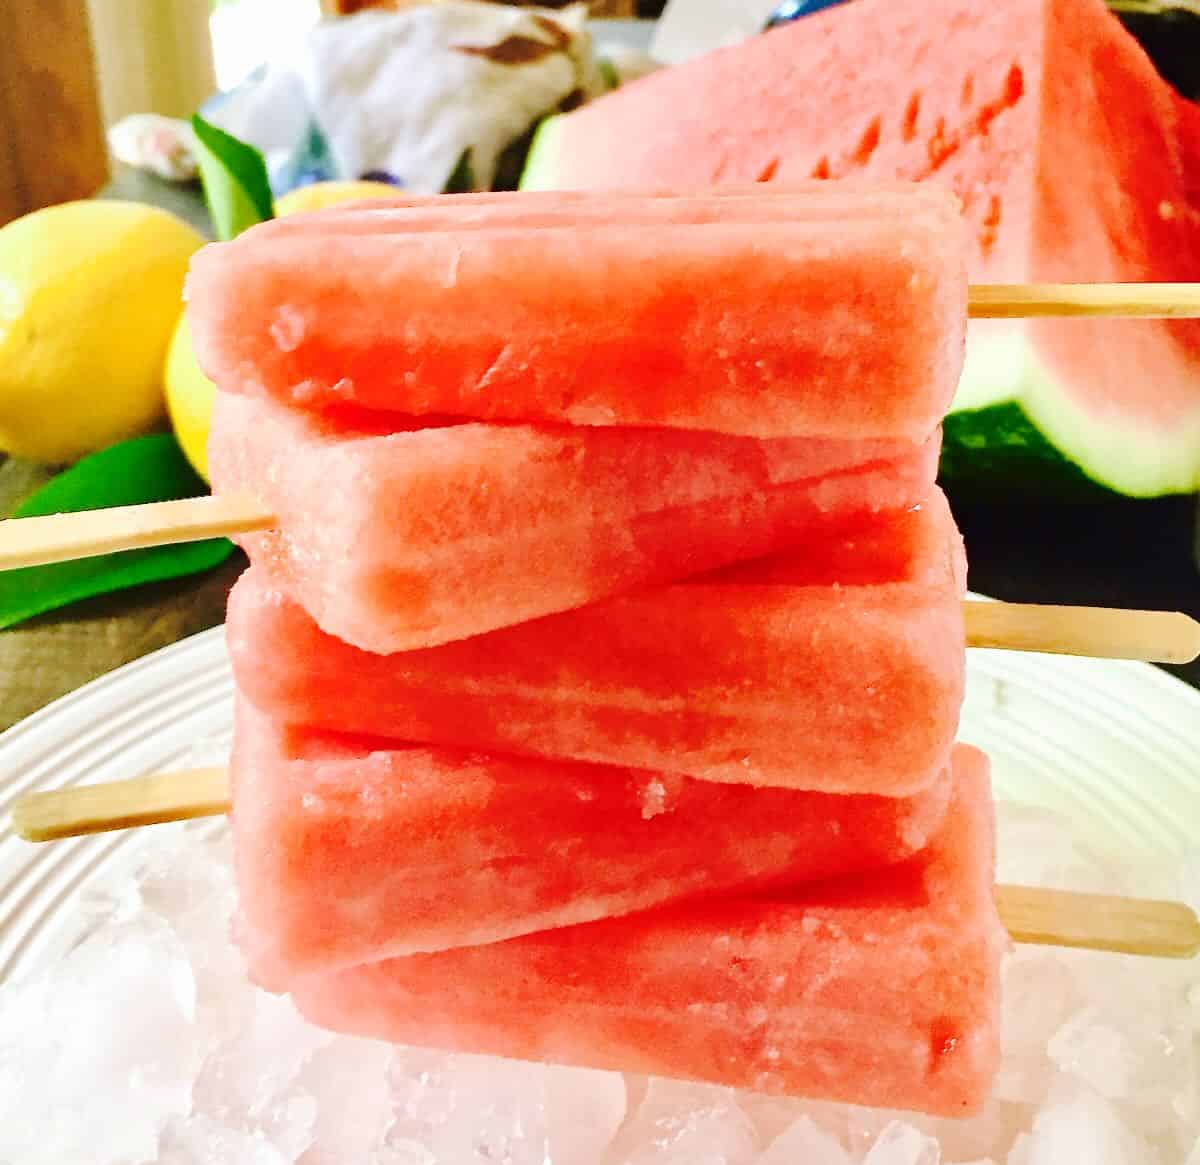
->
(207, 2, 607, 194)
(303, 3, 604, 192)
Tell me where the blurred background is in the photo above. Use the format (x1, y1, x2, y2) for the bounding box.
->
(1, 0, 672, 226)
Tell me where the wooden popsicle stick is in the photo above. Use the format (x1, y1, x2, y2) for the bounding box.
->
(0, 492, 275, 571)
(11, 768, 231, 841)
(963, 601, 1200, 665)
(10, 768, 1200, 959)
(994, 884, 1200, 959)
(968, 282, 1200, 319)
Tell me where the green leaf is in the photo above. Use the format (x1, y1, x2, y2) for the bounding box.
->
(191, 113, 275, 241)
(0, 435, 236, 630)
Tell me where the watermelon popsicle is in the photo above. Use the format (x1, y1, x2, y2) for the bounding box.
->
(209, 391, 941, 652)
(232, 701, 955, 985)
(186, 184, 967, 440)
(290, 744, 1004, 1118)
(228, 490, 965, 793)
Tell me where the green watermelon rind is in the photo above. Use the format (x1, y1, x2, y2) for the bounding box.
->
(940, 403, 1122, 502)
(953, 331, 1200, 497)
(520, 116, 566, 191)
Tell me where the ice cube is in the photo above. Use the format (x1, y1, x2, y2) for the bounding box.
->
(861, 1120, 940, 1165)
(993, 951, 1079, 1104)
(1066, 949, 1185, 1032)
(606, 1079, 757, 1165)
(922, 1098, 1027, 1164)
(135, 831, 248, 1048)
(0, 916, 199, 1165)
(789, 1102, 934, 1160)
(162, 1091, 318, 1163)
(191, 989, 332, 1120)
(383, 1048, 550, 1164)
(1021, 1081, 1160, 1165)
(736, 1092, 810, 1146)
(545, 1065, 627, 1165)
(257, 1091, 318, 1160)
(756, 1116, 851, 1164)
(1003, 953, 1080, 1051)
(158, 1113, 297, 1164)
(1048, 1005, 1193, 1114)
(297, 1036, 393, 1162)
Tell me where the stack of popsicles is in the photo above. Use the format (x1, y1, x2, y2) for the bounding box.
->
(188, 183, 1007, 1118)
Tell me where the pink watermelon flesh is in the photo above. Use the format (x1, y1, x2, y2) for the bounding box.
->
(231, 700, 954, 985)
(528, 0, 1200, 494)
(290, 744, 1003, 1117)
(187, 186, 966, 440)
(209, 391, 940, 653)
(227, 489, 963, 793)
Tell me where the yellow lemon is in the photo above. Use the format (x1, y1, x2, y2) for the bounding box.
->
(165, 180, 399, 480)
(164, 312, 215, 480)
(0, 200, 205, 464)
(273, 179, 399, 216)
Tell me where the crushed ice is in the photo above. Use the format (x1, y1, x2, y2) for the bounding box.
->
(1, 810, 1200, 1163)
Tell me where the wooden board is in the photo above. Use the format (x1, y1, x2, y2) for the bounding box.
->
(0, 0, 109, 225)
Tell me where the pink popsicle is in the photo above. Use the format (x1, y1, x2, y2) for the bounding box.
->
(209, 391, 940, 653)
(187, 184, 967, 440)
(232, 701, 954, 985)
(291, 744, 1004, 1118)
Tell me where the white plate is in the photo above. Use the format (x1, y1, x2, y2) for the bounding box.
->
(2, 624, 1200, 984)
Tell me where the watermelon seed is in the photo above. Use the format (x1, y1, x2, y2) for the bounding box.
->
(756, 158, 781, 182)
(980, 195, 1003, 256)
(852, 117, 883, 166)
(927, 118, 956, 170)
(902, 93, 922, 142)
(974, 63, 1026, 137)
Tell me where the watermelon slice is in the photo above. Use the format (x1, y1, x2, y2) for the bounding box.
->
(209, 391, 939, 652)
(187, 185, 966, 441)
(227, 489, 964, 792)
(290, 744, 1003, 1117)
(523, 0, 1200, 496)
(232, 700, 954, 985)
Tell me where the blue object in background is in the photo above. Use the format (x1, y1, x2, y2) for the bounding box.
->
(359, 170, 404, 186)
(274, 120, 340, 193)
(764, 0, 854, 28)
